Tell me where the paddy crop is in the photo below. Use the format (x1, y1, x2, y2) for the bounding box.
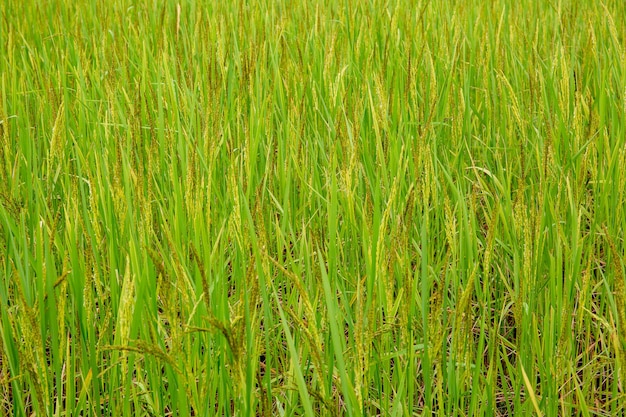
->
(1, 0, 625, 415)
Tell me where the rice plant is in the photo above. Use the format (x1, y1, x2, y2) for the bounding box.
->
(1, 0, 625, 415)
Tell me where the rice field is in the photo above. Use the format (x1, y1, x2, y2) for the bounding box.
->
(1, 0, 626, 415)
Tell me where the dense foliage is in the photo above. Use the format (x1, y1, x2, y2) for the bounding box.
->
(1, 1, 625, 415)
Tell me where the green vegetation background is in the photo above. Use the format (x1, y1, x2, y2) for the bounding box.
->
(1, 0, 625, 415)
